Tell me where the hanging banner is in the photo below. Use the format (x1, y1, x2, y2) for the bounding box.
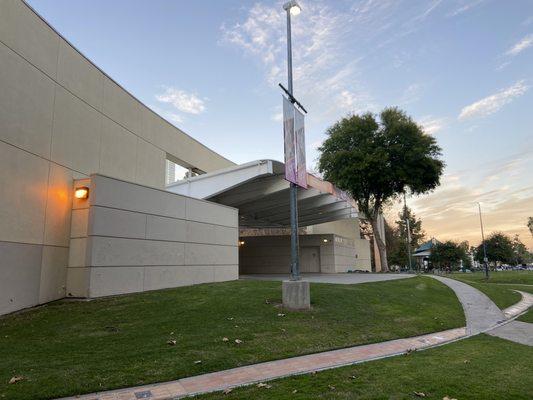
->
(283, 96, 297, 184)
(283, 96, 307, 188)
(294, 106, 307, 188)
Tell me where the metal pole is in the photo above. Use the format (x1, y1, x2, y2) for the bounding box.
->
(478, 202, 489, 279)
(286, 9, 300, 281)
(404, 192, 412, 271)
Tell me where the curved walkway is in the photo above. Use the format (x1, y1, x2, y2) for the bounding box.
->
(57, 277, 532, 400)
(429, 275, 506, 335)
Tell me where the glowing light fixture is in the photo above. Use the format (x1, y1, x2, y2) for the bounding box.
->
(239, 240, 245, 246)
(283, 0, 301, 16)
(74, 186, 89, 199)
(323, 239, 328, 243)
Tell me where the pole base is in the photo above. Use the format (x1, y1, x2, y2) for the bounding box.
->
(282, 280, 310, 310)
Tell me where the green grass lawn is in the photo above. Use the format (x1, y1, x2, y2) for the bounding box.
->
(517, 308, 533, 323)
(0, 277, 464, 400)
(451, 270, 533, 285)
(199, 335, 533, 400)
(450, 272, 533, 309)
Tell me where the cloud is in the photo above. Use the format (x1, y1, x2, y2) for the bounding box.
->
(418, 116, 446, 135)
(446, 0, 486, 17)
(458, 80, 529, 120)
(221, 1, 448, 124)
(506, 34, 533, 56)
(387, 151, 533, 249)
(156, 87, 206, 114)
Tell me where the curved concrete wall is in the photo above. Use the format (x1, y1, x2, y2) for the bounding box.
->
(0, 0, 234, 315)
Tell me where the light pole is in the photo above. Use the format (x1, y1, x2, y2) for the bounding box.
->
(403, 192, 413, 272)
(477, 202, 489, 279)
(283, 0, 301, 281)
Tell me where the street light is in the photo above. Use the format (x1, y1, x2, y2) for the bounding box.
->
(477, 202, 489, 279)
(283, 0, 301, 15)
(283, 0, 301, 281)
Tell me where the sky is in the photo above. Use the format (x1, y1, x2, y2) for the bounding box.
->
(28, 0, 533, 248)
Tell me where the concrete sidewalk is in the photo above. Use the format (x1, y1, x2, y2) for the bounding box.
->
(430, 275, 506, 335)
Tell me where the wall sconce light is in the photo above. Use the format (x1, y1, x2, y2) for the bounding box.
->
(323, 238, 328, 243)
(74, 186, 89, 199)
(239, 240, 245, 246)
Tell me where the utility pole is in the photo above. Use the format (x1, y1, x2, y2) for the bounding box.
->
(477, 202, 489, 279)
(404, 192, 413, 272)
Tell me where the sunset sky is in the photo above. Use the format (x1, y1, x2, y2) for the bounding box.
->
(28, 0, 533, 248)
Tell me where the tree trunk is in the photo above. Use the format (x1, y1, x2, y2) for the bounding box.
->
(371, 216, 389, 272)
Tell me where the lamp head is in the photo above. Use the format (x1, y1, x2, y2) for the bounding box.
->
(283, 0, 301, 15)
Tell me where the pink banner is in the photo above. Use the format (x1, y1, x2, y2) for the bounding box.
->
(283, 96, 307, 188)
(283, 96, 297, 184)
(294, 106, 307, 188)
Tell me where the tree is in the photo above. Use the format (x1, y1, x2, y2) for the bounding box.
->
(528, 217, 533, 237)
(395, 206, 425, 268)
(429, 241, 467, 271)
(475, 232, 514, 266)
(318, 108, 444, 272)
(511, 234, 531, 265)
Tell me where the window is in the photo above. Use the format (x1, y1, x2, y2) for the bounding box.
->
(165, 159, 198, 185)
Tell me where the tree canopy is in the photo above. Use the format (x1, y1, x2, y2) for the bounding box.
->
(318, 108, 444, 271)
(429, 241, 468, 270)
(475, 232, 514, 265)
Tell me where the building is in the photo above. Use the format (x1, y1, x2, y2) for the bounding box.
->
(412, 238, 439, 269)
(0, 0, 371, 316)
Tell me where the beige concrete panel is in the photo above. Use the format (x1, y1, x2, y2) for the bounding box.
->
(39, 245, 68, 303)
(90, 206, 146, 239)
(99, 117, 137, 182)
(66, 267, 90, 297)
(102, 77, 142, 135)
(188, 222, 237, 246)
(68, 238, 87, 267)
(91, 175, 186, 219)
(90, 237, 185, 267)
(57, 39, 104, 111)
(51, 86, 102, 174)
(143, 265, 214, 291)
(70, 209, 89, 238)
(185, 243, 238, 265)
(140, 108, 161, 145)
(0, 241, 42, 315)
(0, 0, 60, 78)
(213, 265, 239, 282)
(43, 163, 76, 246)
(310, 219, 361, 242)
(0, 142, 49, 243)
(135, 138, 165, 188)
(186, 139, 234, 173)
(0, 42, 55, 158)
(214, 226, 239, 246)
(89, 267, 144, 297)
(146, 215, 187, 242)
(186, 198, 238, 227)
(186, 221, 216, 244)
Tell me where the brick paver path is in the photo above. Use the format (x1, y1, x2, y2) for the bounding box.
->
(57, 278, 532, 400)
(57, 328, 466, 400)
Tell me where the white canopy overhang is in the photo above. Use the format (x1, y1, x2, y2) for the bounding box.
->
(166, 160, 359, 228)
